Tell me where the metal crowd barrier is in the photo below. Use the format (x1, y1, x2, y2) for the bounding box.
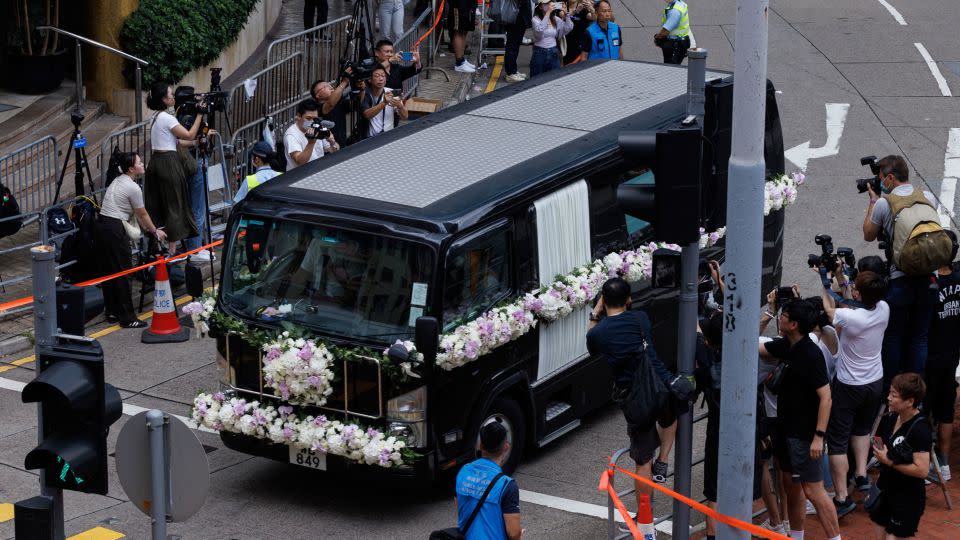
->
(266, 16, 352, 94)
(96, 121, 151, 191)
(222, 52, 305, 142)
(396, 6, 435, 98)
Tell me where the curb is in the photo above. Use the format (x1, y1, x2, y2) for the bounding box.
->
(0, 335, 32, 360)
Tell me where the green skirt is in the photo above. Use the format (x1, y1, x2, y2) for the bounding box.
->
(144, 150, 198, 243)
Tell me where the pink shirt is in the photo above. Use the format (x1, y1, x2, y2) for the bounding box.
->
(532, 14, 574, 48)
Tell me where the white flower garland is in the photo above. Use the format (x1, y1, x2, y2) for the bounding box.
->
(192, 392, 407, 468)
(181, 295, 216, 337)
(765, 172, 804, 216)
(261, 334, 336, 406)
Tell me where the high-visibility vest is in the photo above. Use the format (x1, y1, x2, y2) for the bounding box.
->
(661, 1, 690, 38)
(585, 22, 622, 60)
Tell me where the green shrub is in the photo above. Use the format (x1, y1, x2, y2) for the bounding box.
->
(120, 0, 259, 86)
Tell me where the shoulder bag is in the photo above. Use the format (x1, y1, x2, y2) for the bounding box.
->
(430, 472, 505, 540)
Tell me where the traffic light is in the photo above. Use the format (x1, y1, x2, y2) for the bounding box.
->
(22, 337, 121, 495)
(616, 123, 703, 244)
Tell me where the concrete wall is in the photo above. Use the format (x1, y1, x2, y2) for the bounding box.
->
(109, 0, 282, 121)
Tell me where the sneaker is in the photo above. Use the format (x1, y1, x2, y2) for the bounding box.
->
(854, 475, 872, 492)
(521, 37, 532, 45)
(505, 72, 526, 82)
(833, 497, 856, 518)
(191, 249, 214, 262)
(462, 59, 477, 70)
(756, 519, 787, 536)
(652, 460, 668, 484)
(806, 499, 817, 515)
(867, 456, 880, 471)
(941, 465, 952, 481)
(454, 62, 476, 73)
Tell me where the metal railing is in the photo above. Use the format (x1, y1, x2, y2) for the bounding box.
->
(96, 121, 151, 190)
(36, 26, 149, 123)
(221, 52, 304, 142)
(266, 16, 352, 92)
(396, 6, 435, 98)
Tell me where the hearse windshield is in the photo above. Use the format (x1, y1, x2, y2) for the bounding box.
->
(222, 216, 434, 341)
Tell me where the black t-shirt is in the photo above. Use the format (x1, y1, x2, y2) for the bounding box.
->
(928, 271, 960, 368)
(563, 9, 593, 64)
(764, 336, 829, 440)
(385, 62, 421, 93)
(321, 98, 350, 147)
(585, 310, 670, 387)
(876, 412, 932, 496)
(500, 478, 520, 514)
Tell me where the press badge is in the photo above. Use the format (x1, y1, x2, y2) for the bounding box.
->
(612, 38, 621, 46)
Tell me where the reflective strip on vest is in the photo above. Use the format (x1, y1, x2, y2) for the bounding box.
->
(661, 1, 690, 38)
(245, 174, 262, 191)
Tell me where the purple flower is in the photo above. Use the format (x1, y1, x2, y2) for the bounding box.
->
(282, 427, 294, 439)
(278, 405, 293, 416)
(366, 428, 380, 438)
(525, 297, 543, 313)
(265, 347, 281, 361)
(464, 340, 479, 359)
(196, 402, 207, 414)
(307, 375, 322, 387)
(213, 392, 225, 401)
(278, 383, 290, 401)
(316, 415, 327, 424)
(379, 448, 392, 466)
(232, 402, 246, 416)
(298, 343, 313, 361)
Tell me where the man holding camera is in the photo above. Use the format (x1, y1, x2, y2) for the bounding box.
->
(284, 98, 339, 171)
(373, 39, 422, 91)
(311, 76, 351, 147)
(862, 155, 939, 380)
(586, 278, 692, 527)
(759, 300, 842, 540)
(820, 270, 888, 517)
(360, 66, 409, 138)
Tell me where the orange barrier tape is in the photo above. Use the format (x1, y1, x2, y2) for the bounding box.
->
(604, 463, 790, 540)
(0, 238, 224, 315)
(598, 469, 642, 539)
(414, 0, 445, 49)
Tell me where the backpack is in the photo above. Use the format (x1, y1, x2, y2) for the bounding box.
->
(621, 339, 669, 428)
(885, 189, 953, 275)
(60, 197, 100, 283)
(0, 182, 24, 239)
(271, 135, 288, 173)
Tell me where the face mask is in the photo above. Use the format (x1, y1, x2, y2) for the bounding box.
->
(881, 183, 893, 194)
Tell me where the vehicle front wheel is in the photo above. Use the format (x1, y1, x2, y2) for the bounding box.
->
(477, 396, 526, 474)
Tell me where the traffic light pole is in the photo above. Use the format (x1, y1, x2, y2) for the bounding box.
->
(146, 410, 168, 540)
(31, 245, 65, 540)
(672, 48, 708, 540)
(717, 2, 769, 539)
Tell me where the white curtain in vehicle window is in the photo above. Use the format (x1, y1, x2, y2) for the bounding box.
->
(534, 180, 591, 382)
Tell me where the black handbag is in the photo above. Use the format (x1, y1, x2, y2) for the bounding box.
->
(430, 472, 505, 540)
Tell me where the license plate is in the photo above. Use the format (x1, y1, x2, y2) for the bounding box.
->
(289, 446, 326, 470)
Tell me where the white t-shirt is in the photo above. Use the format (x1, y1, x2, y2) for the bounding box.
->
(832, 302, 889, 385)
(100, 174, 144, 221)
(810, 326, 839, 382)
(284, 123, 331, 171)
(150, 111, 180, 152)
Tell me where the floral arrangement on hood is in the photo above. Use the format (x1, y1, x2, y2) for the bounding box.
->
(192, 392, 411, 467)
(765, 172, 804, 215)
(261, 332, 336, 406)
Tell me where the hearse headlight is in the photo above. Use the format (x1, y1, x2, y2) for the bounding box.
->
(387, 386, 427, 447)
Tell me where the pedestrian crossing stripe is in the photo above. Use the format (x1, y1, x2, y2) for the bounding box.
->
(0, 503, 13, 523)
(67, 526, 125, 540)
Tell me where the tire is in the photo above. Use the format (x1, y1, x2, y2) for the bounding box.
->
(477, 396, 527, 474)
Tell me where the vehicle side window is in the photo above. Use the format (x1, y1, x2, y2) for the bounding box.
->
(442, 226, 512, 331)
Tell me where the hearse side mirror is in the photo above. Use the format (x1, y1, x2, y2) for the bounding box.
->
(414, 316, 439, 365)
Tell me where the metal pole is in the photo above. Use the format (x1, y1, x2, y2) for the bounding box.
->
(428, 0, 436, 72)
(717, 2, 769, 539)
(147, 410, 168, 540)
(135, 64, 143, 123)
(74, 40, 83, 114)
(31, 245, 65, 540)
(671, 48, 707, 540)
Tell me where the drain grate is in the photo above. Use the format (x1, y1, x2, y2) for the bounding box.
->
(0, 103, 18, 113)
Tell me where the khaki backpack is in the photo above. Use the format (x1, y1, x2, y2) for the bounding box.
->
(884, 189, 953, 275)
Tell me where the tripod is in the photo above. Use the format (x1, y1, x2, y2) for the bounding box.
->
(341, 0, 377, 141)
(52, 111, 97, 207)
(191, 131, 217, 289)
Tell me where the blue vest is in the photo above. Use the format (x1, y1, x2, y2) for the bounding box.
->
(586, 21, 622, 60)
(456, 458, 512, 539)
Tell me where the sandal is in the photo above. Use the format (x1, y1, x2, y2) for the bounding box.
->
(120, 319, 148, 329)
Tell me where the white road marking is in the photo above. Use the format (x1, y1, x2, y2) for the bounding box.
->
(0, 375, 217, 434)
(784, 103, 851, 171)
(937, 129, 960, 227)
(876, 0, 907, 25)
(519, 489, 625, 522)
(915, 43, 953, 97)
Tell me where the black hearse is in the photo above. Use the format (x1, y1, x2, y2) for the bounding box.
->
(214, 60, 787, 480)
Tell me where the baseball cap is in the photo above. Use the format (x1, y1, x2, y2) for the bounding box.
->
(251, 141, 273, 158)
(480, 420, 507, 452)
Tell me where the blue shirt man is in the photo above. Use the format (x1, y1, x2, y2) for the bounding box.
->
(234, 141, 281, 203)
(455, 422, 522, 539)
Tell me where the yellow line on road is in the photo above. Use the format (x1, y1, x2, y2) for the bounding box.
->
(485, 55, 504, 94)
(0, 294, 194, 374)
(0, 503, 13, 522)
(67, 527, 125, 540)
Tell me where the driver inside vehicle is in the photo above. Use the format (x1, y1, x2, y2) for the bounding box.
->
(288, 235, 366, 306)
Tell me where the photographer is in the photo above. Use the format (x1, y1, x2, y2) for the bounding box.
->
(145, 82, 203, 255)
(530, 0, 573, 77)
(284, 98, 339, 171)
(870, 373, 932, 539)
(820, 270, 888, 517)
(561, 0, 596, 65)
(862, 155, 938, 379)
(925, 229, 960, 481)
(311, 77, 350, 147)
(360, 66, 408, 138)
(759, 300, 842, 540)
(234, 142, 281, 204)
(586, 278, 688, 528)
(373, 40, 422, 91)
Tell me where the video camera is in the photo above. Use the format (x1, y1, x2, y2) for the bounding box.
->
(340, 57, 378, 90)
(856, 155, 882, 194)
(306, 119, 336, 140)
(174, 68, 229, 121)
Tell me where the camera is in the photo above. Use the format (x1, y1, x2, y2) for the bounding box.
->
(341, 57, 378, 89)
(856, 155, 882, 194)
(306, 119, 336, 140)
(807, 233, 839, 270)
(775, 286, 796, 310)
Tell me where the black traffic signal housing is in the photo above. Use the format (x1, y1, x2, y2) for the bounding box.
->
(22, 337, 121, 495)
(616, 123, 703, 244)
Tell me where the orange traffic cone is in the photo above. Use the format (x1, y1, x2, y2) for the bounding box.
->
(637, 494, 656, 540)
(141, 257, 190, 343)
